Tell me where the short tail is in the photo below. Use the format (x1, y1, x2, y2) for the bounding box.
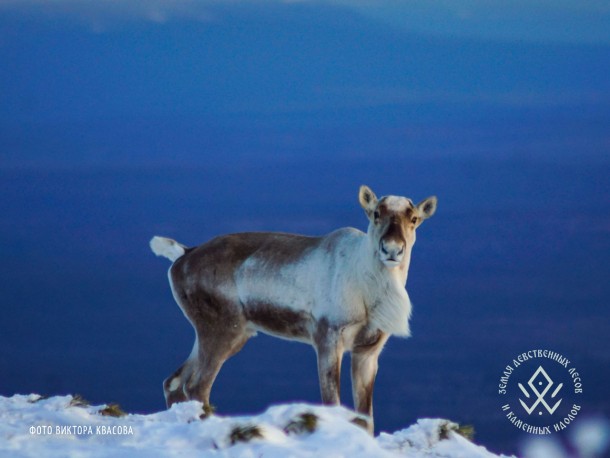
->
(150, 236, 187, 262)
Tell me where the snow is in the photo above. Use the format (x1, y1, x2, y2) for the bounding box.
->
(0, 394, 513, 458)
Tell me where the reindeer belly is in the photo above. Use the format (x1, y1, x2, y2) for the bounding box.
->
(235, 256, 320, 342)
(242, 300, 314, 342)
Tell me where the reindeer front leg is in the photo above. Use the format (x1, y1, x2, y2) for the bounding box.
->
(314, 324, 344, 405)
(351, 333, 389, 434)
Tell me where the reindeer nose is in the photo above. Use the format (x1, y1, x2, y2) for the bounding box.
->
(380, 240, 405, 261)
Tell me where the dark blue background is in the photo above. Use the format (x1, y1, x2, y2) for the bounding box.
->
(1, 3, 609, 455)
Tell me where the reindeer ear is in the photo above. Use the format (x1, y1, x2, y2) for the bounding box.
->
(359, 185, 378, 216)
(417, 196, 437, 220)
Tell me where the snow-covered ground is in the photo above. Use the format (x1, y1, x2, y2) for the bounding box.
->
(0, 394, 511, 457)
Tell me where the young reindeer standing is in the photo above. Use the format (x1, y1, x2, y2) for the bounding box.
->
(150, 185, 437, 433)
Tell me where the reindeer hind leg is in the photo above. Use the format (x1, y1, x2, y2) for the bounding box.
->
(163, 339, 199, 408)
(163, 363, 189, 407)
(184, 329, 250, 415)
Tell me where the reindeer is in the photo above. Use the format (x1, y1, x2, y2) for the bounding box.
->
(150, 185, 437, 432)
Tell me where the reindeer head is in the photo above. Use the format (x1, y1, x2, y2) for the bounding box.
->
(359, 185, 437, 268)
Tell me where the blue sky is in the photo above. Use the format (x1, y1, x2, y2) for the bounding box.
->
(1, 0, 609, 164)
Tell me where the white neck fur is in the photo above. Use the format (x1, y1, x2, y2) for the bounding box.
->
(357, 235, 413, 337)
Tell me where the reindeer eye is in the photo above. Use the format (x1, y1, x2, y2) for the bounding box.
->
(374, 211, 380, 220)
(411, 217, 418, 224)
